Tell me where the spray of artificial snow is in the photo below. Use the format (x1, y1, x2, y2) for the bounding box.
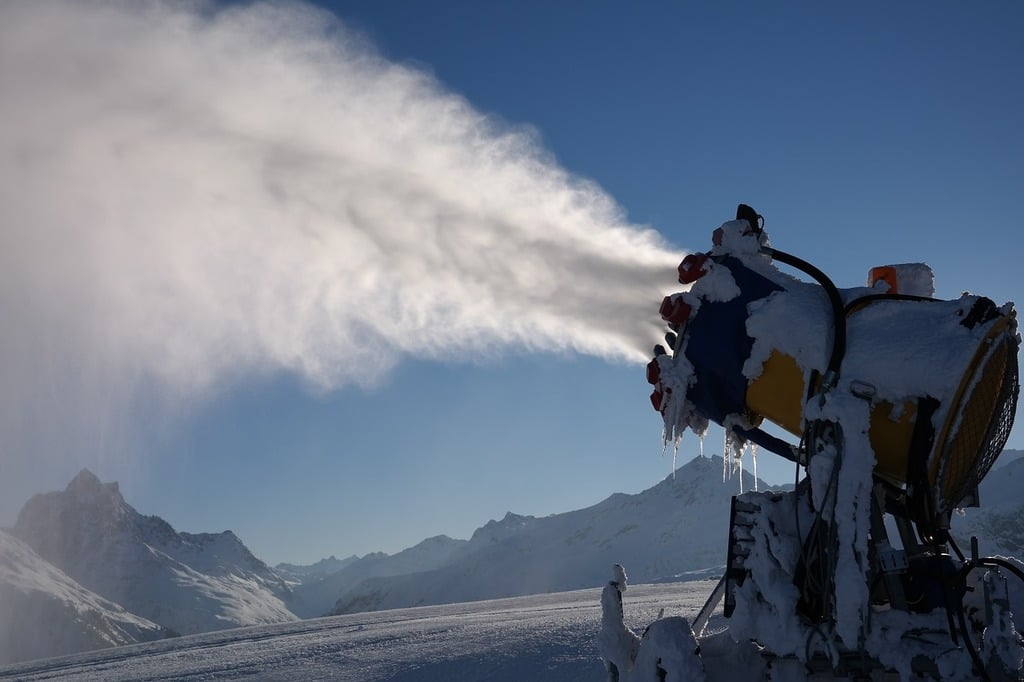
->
(0, 1, 681, 498)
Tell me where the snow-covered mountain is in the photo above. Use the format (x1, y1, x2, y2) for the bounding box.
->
(11, 470, 297, 636)
(950, 448, 1024, 556)
(0, 528, 170, 665)
(328, 448, 1024, 616)
(331, 454, 776, 614)
(290, 535, 469, 617)
(275, 555, 360, 585)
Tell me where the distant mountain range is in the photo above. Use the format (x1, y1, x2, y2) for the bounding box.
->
(288, 534, 470, 618)
(327, 454, 772, 615)
(4, 469, 297, 665)
(275, 554, 360, 584)
(1, 449, 1020, 665)
(306, 450, 1024, 616)
(951, 448, 1024, 557)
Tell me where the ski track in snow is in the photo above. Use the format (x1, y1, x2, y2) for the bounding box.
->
(0, 583, 718, 681)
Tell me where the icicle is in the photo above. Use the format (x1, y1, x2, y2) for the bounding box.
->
(722, 422, 749, 492)
(722, 431, 730, 482)
(691, 414, 709, 461)
(736, 442, 744, 494)
(720, 414, 754, 490)
(752, 444, 758, 492)
(661, 431, 677, 481)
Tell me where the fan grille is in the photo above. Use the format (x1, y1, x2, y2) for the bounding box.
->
(934, 329, 1019, 513)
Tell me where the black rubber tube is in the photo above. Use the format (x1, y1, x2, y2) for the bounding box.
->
(763, 248, 847, 390)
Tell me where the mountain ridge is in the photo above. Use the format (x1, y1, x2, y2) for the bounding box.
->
(323, 450, 1024, 616)
(12, 469, 297, 636)
(328, 454, 774, 614)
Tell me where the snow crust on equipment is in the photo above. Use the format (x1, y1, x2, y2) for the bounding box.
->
(979, 568, 1023, 675)
(598, 564, 640, 679)
(805, 393, 875, 649)
(644, 211, 1021, 680)
(726, 494, 808, 658)
(870, 262, 936, 297)
(631, 617, 705, 681)
(599, 564, 707, 681)
(709, 219, 771, 262)
(743, 285, 830, 383)
(688, 257, 741, 303)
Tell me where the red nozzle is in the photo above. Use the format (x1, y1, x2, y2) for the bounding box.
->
(659, 295, 692, 328)
(646, 357, 661, 385)
(678, 253, 710, 284)
(650, 388, 664, 412)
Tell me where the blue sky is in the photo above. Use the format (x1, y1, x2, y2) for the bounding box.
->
(2, 1, 1022, 566)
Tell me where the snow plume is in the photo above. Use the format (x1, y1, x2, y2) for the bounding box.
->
(0, 2, 679, 495)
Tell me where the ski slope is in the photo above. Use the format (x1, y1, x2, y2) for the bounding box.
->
(0, 582, 718, 681)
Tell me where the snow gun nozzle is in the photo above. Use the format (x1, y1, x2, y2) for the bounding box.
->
(678, 253, 710, 284)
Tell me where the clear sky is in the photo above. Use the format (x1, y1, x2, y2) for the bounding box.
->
(1, 1, 1021, 566)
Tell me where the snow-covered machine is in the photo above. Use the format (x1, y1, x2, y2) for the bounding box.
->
(601, 206, 1022, 681)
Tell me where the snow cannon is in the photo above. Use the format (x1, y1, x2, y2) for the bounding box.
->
(606, 205, 1024, 681)
(647, 204, 1019, 533)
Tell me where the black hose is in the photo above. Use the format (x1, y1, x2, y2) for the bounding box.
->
(843, 293, 937, 316)
(763, 248, 847, 388)
(948, 536, 1024, 586)
(975, 556, 1024, 584)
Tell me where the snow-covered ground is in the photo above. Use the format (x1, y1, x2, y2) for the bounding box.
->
(0, 582, 719, 681)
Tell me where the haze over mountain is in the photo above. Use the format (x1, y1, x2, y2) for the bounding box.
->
(11, 470, 297, 637)
(0, 529, 170, 665)
(288, 535, 469, 618)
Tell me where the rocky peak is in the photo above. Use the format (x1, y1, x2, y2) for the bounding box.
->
(65, 469, 125, 507)
(13, 469, 134, 567)
(470, 512, 537, 545)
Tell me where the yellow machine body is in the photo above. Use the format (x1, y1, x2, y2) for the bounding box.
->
(745, 306, 1018, 513)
